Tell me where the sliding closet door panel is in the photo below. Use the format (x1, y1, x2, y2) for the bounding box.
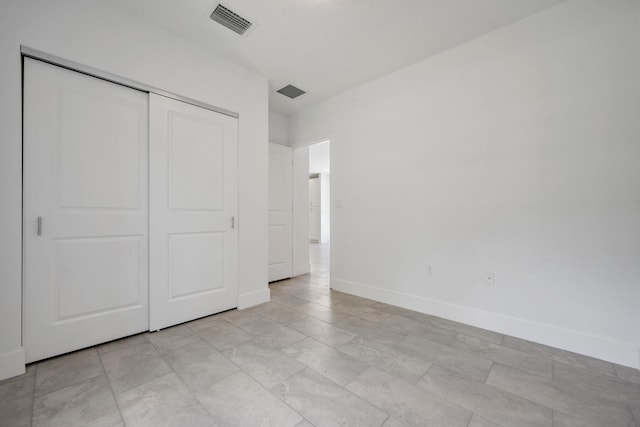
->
(150, 94, 238, 331)
(23, 58, 149, 363)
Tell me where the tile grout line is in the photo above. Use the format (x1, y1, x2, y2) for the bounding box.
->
(96, 348, 126, 426)
(205, 327, 312, 424)
(30, 363, 37, 427)
(425, 360, 558, 426)
(154, 350, 218, 426)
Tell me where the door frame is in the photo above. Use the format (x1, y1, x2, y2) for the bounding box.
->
(291, 137, 332, 279)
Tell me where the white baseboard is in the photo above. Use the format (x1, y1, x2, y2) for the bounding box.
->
(293, 263, 311, 277)
(332, 278, 640, 369)
(0, 347, 26, 381)
(238, 288, 270, 310)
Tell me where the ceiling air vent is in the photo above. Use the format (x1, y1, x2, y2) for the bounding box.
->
(210, 4, 253, 36)
(277, 85, 306, 99)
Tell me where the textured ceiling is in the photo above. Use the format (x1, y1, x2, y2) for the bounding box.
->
(105, 0, 565, 115)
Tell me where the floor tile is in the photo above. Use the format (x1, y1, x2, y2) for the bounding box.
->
(251, 302, 307, 324)
(370, 301, 434, 321)
(196, 371, 302, 427)
(32, 374, 121, 427)
(222, 341, 305, 389)
(614, 364, 640, 386)
(147, 324, 201, 353)
(630, 405, 640, 425)
(486, 363, 635, 427)
(270, 293, 309, 308)
(185, 315, 222, 332)
(553, 410, 611, 427)
(552, 361, 640, 407)
(35, 348, 104, 396)
(428, 317, 504, 344)
(282, 337, 369, 386)
(100, 342, 171, 393)
(272, 368, 388, 427)
(219, 309, 264, 327)
(292, 302, 349, 324)
(0, 372, 35, 427)
(97, 333, 151, 355)
(339, 336, 432, 384)
(300, 292, 335, 306)
(335, 316, 406, 346)
(380, 314, 457, 345)
(117, 373, 214, 427)
(329, 291, 378, 307)
(419, 364, 552, 427)
(382, 417, 409, 427)
(346, 367, 471, 427)
(338, 302, 392, 323)
(467, 414, 502, 427)
(162, 341, 239, 392)
(286, 288, 331, 303)
(395, 334, 493, 382)
(190, 318, 254, 351)
(240, 318, 306, 350)
(501, 336, 616, 376)
(450, 333, 553, 378)
(287, 316, 356, 347)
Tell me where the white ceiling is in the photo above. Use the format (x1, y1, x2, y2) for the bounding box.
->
(105, 0, 565, 116)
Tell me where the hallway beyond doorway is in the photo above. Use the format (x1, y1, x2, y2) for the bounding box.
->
(310, 242, 330, 284)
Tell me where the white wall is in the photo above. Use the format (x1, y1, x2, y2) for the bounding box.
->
(269, 110, 290, 146)
(0, 0, 269, 379)
(289, 0, 640, 367)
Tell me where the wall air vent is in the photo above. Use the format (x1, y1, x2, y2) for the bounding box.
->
(210, 4, 253, 36)
(277, 85, 306, 99)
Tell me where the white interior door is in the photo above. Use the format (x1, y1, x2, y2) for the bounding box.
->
(268, 143, 293, 282)
(309, 177, 321, 242)
(149, 94, 238, 331)
(23, 58, 149, 363)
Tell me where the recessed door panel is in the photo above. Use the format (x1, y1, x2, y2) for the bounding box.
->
(59, 89, 143, 210)
(56, 236, 143, 319)
(23, 58, 149, 363)
(169, 113, 225, 211)
(168, 232, 225, 300)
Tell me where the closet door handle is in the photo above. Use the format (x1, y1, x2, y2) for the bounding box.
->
(37, 216, 42, 236)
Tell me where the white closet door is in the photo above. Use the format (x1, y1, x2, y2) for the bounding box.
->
(292, 146, 310, 276)
(268, 143, 293, 282)
(23, 58, 149, 363)
(149, 94, 238, 331)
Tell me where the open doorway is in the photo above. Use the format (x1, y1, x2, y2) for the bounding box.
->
(308, 140, 330, 284)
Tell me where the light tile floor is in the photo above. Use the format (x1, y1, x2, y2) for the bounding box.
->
(2, 243, 639, 426)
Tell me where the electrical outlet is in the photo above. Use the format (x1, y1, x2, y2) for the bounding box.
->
(426, 265, 433, 277)
(485, 272, 495, 286)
